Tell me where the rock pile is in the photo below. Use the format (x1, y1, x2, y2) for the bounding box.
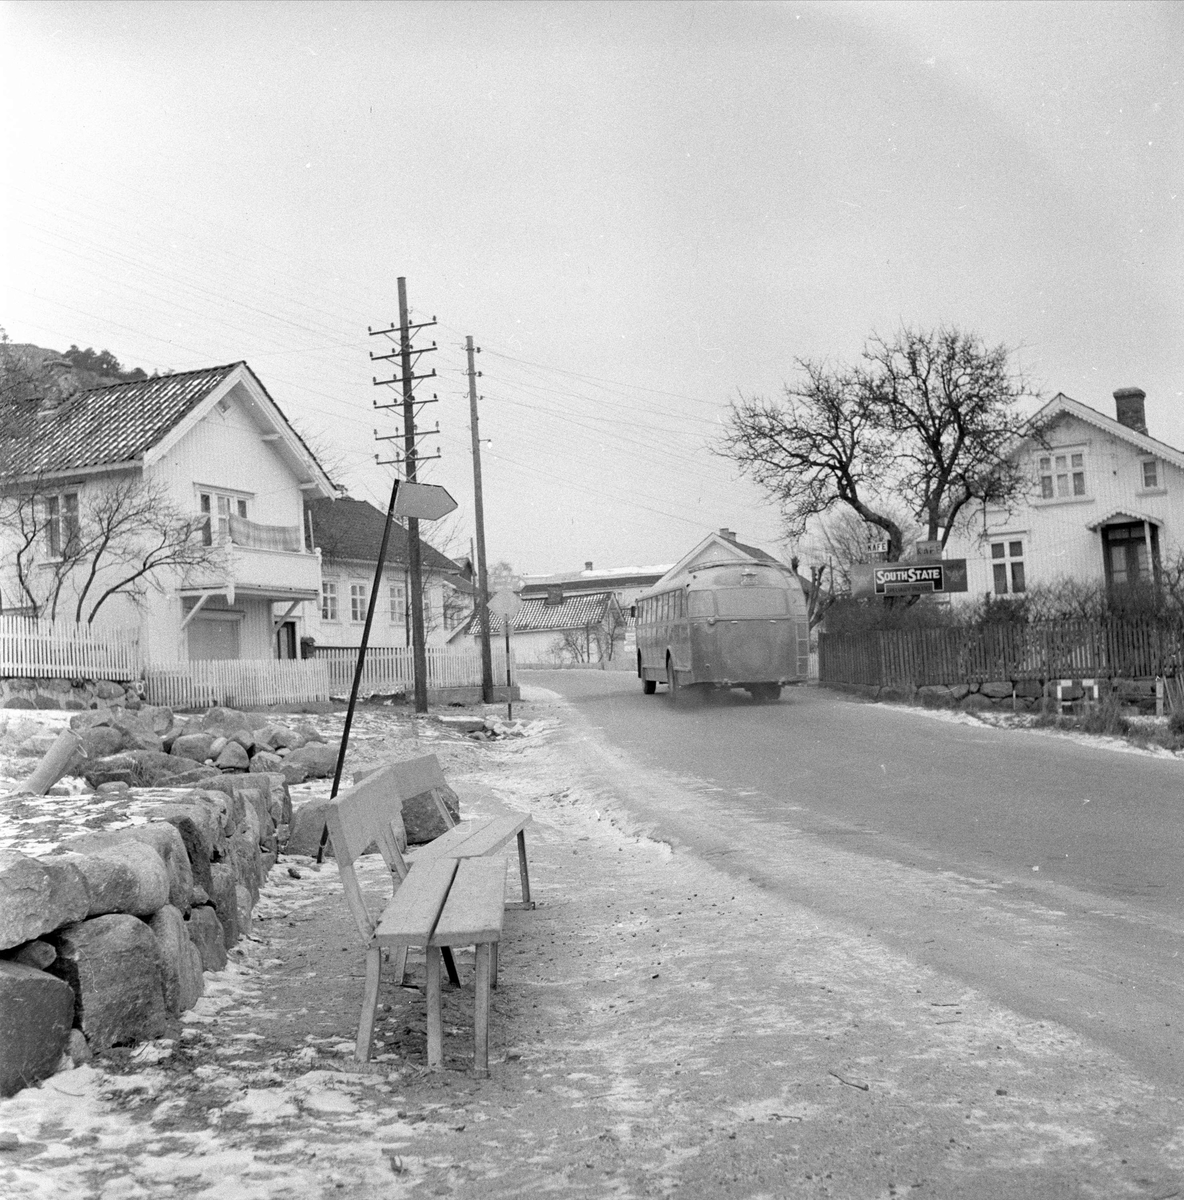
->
(68, 704, 341, 788)
(0, 770, 290, 1097)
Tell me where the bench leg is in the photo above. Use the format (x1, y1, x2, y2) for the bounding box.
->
(426, 946, 443, 1070)
(391, 945, 408, 987)
(356, 946, 382, 1062)
(442, 945, 461, 988)
(515, 829, 534, 909)
(474, 942, 492, 1077)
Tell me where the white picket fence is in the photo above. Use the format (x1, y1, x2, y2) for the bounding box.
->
(316, 644, 515, 696)
(143, 659, 331, 709)
(0, 615, 141, 681)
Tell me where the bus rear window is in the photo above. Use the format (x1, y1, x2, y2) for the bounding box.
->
(714, 588, 789, 618)
(688, 592, 715, 617)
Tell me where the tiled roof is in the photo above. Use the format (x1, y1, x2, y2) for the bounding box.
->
(484, 591, 617, 635)
(0, 363, 243, 478)
(305, 496, 460, 575)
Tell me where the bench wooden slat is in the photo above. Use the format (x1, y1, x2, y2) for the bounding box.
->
(430, 858, 506, 946)
(374, 858, 457, 944)
(407, 817, 495, 867)
(448, 814, 530, 860)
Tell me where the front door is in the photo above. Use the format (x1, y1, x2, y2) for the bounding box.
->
(1103, 522, 1160, 588)
(276, 620, 297, 660)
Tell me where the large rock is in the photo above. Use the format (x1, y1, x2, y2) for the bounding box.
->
(83, 750, 208, 789)
(121, 824, 194, 915)
(208, 863, 240, 948)
(979, 680, 1015, 700)
(231, 827, 262, 903)
(250, 751, 284, 776)
(149, 905, 204, 1014)
(259, 723, 305, 750)
(185, 905, 227, 972)
(136, 801, 219, 895)
(285, 798, 333, 857)
(50, 914, 167, 1051)
(78, 724, 130, 759)
(201, 706, 250, 733)
(0, 961, 75, 1097)
(214, 741, 250, 771)
(403, 782, 460, 845)
(171, 732, 216, 762)
(54, 840, 170, 918)
(0, 851, 91, 951)
(285, 741, 341, 779)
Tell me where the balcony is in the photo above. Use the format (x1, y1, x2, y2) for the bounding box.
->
(186, 515, 319, 603)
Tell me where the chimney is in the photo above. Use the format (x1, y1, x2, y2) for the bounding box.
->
(584, 561, 593, 571)
(1114, 387, 1148, 436)
(719, 528, 737, 541)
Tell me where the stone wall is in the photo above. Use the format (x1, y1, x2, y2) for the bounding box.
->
(0, 770, 290, 1097)
(1, 677, 140, 712)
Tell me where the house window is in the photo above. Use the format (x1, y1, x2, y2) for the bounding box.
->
(45, 492, 80, 558)
(389, 584, 406, 623)
(1038, 453, 1086, 499)
(1142, 460, 1159, 489)
(198, 489, 249, 544)
(350, 582, 367, 622)
(990, 540, 1026, 594)
(321, 581, 338, 621)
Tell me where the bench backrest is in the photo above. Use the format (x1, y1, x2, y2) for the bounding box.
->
(324, 754, 448, 941)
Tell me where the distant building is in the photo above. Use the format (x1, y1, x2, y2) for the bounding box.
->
(304, 496, 465, 650)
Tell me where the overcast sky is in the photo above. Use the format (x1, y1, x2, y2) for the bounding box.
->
(2, 1, 1181, 576)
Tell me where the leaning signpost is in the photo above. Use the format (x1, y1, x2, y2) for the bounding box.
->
(488, 588, 521, 721)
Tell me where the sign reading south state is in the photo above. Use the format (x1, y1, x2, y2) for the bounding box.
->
(850, 559, 968, 598)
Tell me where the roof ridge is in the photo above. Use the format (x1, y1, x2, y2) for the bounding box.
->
(79, 361, 244, 395)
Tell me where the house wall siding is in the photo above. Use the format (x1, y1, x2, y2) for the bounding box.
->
(157, 384, 304, 528)
(311, 562, 450, 649)
(948, 413, 1184, 600)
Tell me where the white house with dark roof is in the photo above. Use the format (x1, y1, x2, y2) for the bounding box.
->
(0, 360, 336, 661)
(945, 386, 1184, 600)
(304, 496, 465, 650)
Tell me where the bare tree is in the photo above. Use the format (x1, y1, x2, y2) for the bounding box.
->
(0, 474, 224, 625)
(720, 326, 1041, 560)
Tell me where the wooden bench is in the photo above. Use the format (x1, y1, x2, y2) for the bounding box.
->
(324, 754, 533, 1075)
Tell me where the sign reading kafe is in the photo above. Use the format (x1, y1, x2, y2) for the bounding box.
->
(850, 559, 968, 598)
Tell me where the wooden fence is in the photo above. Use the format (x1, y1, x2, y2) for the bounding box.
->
(0, 615, 141, 681)
(143, 659, 331, 709)
(819, 619, 1184, 689)
(315, 644, 516, 696)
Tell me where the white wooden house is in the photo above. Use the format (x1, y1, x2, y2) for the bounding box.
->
(946, 387, 1184, 600)
(304, 496, 464, 650)
(0, 361, 336, 661)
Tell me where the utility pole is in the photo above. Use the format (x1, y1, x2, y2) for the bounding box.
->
(466, 335, 494, 704)
(370, 277, 439, 714)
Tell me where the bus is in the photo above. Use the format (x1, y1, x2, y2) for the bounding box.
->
(634, 560, 810, 702)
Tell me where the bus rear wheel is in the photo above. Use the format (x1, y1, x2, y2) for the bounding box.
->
(643, 677, 657, 695)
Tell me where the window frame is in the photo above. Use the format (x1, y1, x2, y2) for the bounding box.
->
(349, 582, 368, 623)
(989, 538, 1026, 595)
(1036, 449, 1088, 502)
(321, 581, 338, 622)
(196, 486, 252, 544)
(44, 491, 80, 559)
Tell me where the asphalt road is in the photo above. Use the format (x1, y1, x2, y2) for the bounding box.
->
(526, 669, 1184, 1095)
